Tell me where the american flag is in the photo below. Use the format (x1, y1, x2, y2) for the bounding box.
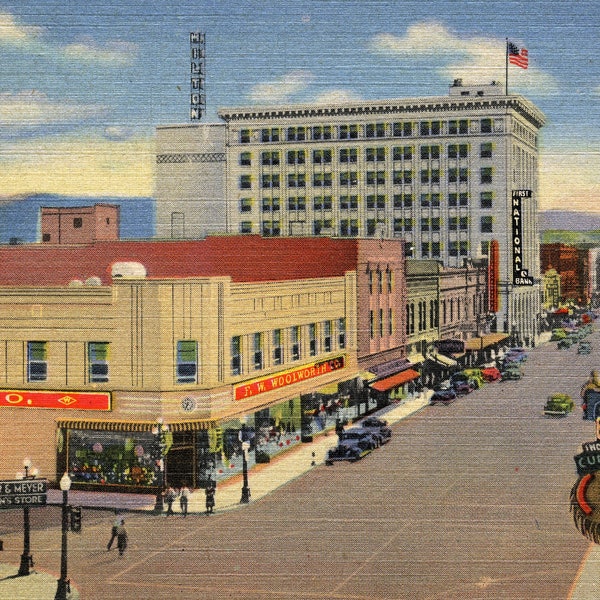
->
(508, 41, 528, 69)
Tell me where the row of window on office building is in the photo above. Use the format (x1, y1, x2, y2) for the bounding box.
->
(238, 118, 498, 144)
(240, 143, 491, 167)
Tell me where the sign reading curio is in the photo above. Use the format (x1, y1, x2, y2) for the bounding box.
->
(235, 356, 346, 400)
(0, 390, 111, 410)
(571, 421, 600, 543)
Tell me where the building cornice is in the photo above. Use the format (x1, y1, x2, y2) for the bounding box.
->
(218, 95, 545, 129)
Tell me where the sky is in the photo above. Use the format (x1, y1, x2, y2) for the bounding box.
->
(0, 0, 599, 212)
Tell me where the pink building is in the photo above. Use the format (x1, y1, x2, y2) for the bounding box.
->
(40, 204, 120, 244)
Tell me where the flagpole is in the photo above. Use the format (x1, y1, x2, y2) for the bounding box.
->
(505, 38, 509, 95)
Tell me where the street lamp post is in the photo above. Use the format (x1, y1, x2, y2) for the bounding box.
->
(240, 441, 251, 504)
(54, 472, 71, 600)
(17, 458, 38, 576)
(151, 418, 169, 514)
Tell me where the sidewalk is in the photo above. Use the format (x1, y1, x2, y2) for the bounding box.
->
(47, 393, 431, 515)
(0, 564, 80, 600)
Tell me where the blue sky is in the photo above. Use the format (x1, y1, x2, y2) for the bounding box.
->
(0, 0, 599, 211)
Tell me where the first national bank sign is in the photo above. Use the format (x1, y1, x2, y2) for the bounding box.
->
(235, 356, 346, 400)
(512, 190, 534, 286)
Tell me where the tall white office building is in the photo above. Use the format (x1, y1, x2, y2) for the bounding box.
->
(155, 80, 545, 345)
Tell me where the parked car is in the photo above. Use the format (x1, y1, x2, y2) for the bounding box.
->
(453, 381, 474, 396)
(551, 328, 567, 341)
(558, 337, 573, 350)
(359, 417, 393, 444)
(430, 389, 457, 405)
(504, 347, 528, 362)
(461, 368, 486, 389)
(339, 428, 380, 449)
(481, 367, 502, 382)
(578, 341, 592, 355)
(501, 363, 523, 380)
(543, 393, 574, 417)
(449, 372, 477, 392)
(325, 442, 368, 465)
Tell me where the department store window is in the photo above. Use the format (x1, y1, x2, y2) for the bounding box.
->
(240, 129, 251, 143)
(340, 171, 359, 186)
(366, 147, 386, 162)
(313, 196, 332, 210)
(480, 142, 493, 158)
(261, 174, 280, 189)
(288, 196, 306, 211)
(339, 219, 359, 236)
(313, 219, 332, 234)
(262, 197, 280, 212)
(432, 241, 441, 257)
(291, 326, 301, 361)
(287, 126, 306, 141)
(366, 123, 386, 138)
(323, 321, 332, 353)
(261, 151, 280, 166)
(340, 195, 358, 210)
(312, 125, 332, 140)
(366, 171, 385, 185)
(287, 150, 306, 165)
(176, 340, 198, 384)
(481, 167, 493, 184)
(240, 221, 252, 234)
(231, 336, 242, 375)
(261, 128, 280, 142)
(313, 172, 332, 187)
(308, 323, 317, 356)
(366, 219, 385, 236)
(481, 216, 493, 233)
(253, 333, 263, 370)
(393, 193, 413, 208)
(366, 194, 386, 209)
(420, 145, 440, 160)
(480, 118, 493, 133)
(240, 175, 252, 189)
(338, 318, 346, 349)
(239, 198, 253, 213)
(448, 144, 468, 159)
(239, 152, 251, 166)
(393, 122, 413, 136)
(480, 191, 493, 208)
(273, 329, 283, 366)
(288, 173, 306, 188)
(393, 146, 413, 160)
(339, 148, 358, 163)
(262, 220, 280, 236)
(88, 342, 109, 383)
(313, 149, 332, 164)
(448, 119, 469, 135)
(339, 124, 358, 139)
(27, 341, 47, 382)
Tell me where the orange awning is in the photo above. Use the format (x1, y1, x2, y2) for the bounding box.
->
(370, 369, 420, 392)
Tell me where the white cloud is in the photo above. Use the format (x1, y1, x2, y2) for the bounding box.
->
(0, 90, 106, 128)
(249, 70, 314, 104)
(0, 12, 43, 45)
(313, 89, 363, 104)
(63, 39, 138, 66)
(370, 21, 557, 94)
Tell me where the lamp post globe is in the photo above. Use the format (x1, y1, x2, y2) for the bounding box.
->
(54, 472, 72, 600)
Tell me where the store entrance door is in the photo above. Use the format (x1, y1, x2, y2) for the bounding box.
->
(166, 432, 196, 488)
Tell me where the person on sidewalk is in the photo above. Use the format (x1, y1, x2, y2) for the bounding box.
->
(179, 484, 191, 517)
(106, 511, 121, 551)
(164, 485, 177, 516)
(116, 519, 128, 556)
(205, 481, 215, 515)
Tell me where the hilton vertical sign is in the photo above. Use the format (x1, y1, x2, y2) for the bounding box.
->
(511, 190, 534, 286)
(190, 32, 206, 120)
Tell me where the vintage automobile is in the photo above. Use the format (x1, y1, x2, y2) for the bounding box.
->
(501, 362, 523, 380)
(578, 341, 592, 355)
(449, 371, 478, 392)
(325, 442, 370, 465)
(430, 388, 457, 405)
(461, 368, 486, 389)
(453, 381, 474, 396)
(558, 337, 574, 350)
(359, 417, 393, 444)
(481, 367, 502, 382)
(504, 347, 528, 363)
(551, 328, 567, 341)
(339, 427, 380, 449)
(543, 393, 574, 417)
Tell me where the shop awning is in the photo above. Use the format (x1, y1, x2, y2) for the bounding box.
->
(369, 369, 420, 392)
(358, 370, 378, 381)
(427, 353, 457, 367)
(56, 418, 216, 432)
(465, 333, 509, 351)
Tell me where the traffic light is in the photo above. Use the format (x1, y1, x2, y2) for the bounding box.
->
(70, 506, 82, 533)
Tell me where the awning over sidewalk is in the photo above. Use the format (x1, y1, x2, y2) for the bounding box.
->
(465, 333, 509, 351)
(369, 369, 420, 392)
(427, 353, 457, 367)
(56, 418, 216, 432)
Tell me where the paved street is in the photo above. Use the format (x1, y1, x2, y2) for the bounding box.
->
(1, 332, 599, 599)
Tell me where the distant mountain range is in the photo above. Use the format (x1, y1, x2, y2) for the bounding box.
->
(0, 196, 596, 245)
(540, 210, 600, 232)
(0, 194, 154, 244)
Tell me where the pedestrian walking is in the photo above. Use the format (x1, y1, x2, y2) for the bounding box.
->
(205, 482, 215, 515)
(116, 519, 128, 556)
(179, 484, 191, 517)
(335, 418, 344, 441)
(106, 511, 121, 550)
(164, 485, 176, 516)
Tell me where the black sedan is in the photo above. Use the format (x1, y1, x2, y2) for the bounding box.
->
(359, 417, 393, 444)
(430, 389, 457, 405)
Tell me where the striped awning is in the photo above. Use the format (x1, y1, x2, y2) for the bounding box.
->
(56, 418, 215, 432)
